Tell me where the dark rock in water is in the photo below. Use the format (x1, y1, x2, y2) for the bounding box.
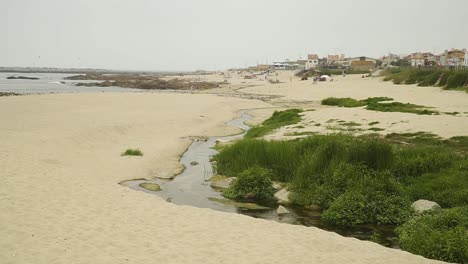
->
(7, 76, 39, 80)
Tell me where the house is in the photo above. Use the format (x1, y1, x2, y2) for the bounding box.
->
(327, 54, 340, 62)
(422, 52, 436, 66)
(465, 51, 468, 67)
(409, 53, 425, 67)
(446, 49, 466, 67)
(347, 56, 378, 70)
(305, 54, 319, 70)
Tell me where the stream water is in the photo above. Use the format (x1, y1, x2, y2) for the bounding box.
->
(122, 111, 398, 247)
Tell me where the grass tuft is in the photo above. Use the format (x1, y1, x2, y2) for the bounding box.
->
(122, 148, 143, 156)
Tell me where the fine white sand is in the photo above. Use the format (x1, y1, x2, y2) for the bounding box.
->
(0, 91, 447, 264)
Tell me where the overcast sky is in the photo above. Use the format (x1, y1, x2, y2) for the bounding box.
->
(1, 0, 467, 71)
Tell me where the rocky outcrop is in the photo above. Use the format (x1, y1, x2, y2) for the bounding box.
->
(411, 199, 441, 214)
(277, 205, 290, 215)
(67, 73, 219, 90)
(274, 189, 290, 204)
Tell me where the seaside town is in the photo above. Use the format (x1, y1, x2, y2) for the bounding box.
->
(246, 48, 468, 72)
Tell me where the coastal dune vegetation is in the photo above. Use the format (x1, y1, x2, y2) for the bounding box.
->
(382, 68, 468, 92)
(213, 110, 468, 263)
(321, 97, 439, 115)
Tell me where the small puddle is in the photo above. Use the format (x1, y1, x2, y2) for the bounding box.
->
(122, 111, 398, 247)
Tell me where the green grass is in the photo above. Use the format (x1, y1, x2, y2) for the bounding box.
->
(321, 97, 366, 107)
(397, 207, 468, 263)
(368, 127, 385, 131)
(214, 132, 467, 225)
(322, 97, 439, 115)
(121, 148, 143, 156)
(245, 109, 303, 138)
(285, 131, 317, 136)
(366, 101, 439, 115)
(382, 68, 468, 92)
(368, 121, 380, 126)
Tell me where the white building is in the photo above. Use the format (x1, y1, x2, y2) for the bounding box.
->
(305, 54, 319, 70)
(465, 51, 468, 67)
(409, 53, 424, 67)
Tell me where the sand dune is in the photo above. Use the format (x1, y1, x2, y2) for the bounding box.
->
(0, 91, 447, 263)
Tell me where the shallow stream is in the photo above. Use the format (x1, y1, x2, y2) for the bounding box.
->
(122, 111, 398, 247)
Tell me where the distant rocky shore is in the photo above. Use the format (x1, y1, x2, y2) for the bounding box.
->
(7, 76, 39, 80)
(0, 92, 20, 97)
(66, 73, 220, 90)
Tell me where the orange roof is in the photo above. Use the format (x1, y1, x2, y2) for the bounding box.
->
(447, 50, 465, 59)
(308, 54, 319, 60)
(328, 55, 339, 61)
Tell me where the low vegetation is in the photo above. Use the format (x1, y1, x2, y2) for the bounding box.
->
(121, 148, 143, 156)
(322, 97, 439, 115)
(245, 109, 303, 138)
(214, 109, 468, 262)
(223, 166, 275, 200)
(382, 68, 468, 92)
(397, 207, 468, 263)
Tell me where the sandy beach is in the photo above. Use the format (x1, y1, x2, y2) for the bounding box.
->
(0, 76, 459, 263)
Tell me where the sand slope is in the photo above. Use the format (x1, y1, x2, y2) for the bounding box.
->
(0, 92, 445, 263)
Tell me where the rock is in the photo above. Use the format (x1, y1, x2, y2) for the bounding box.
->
(277, 205, 290, 215)
(411, 199, 441, 213)
(274, 189, 290, 204)
(210, 176, 235, 189)
(208, 197, 269, 210)
(7, 76, 39, 80)
(139, 182, 161, 192)
(272, 182, 283, 190)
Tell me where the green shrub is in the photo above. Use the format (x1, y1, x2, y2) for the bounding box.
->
(223, 166, 275, 200)
(121, 148, 143, 156)
(321, 191, 371, 225)
(397, 207, 468, 263)
(322, 174, 411, 225)
(321, 97, 366, 107)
